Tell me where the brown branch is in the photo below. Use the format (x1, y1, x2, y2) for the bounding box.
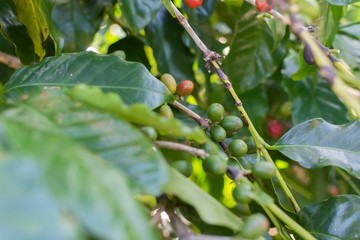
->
(0, 51, 23, 69)
(154, 140, 209, 158)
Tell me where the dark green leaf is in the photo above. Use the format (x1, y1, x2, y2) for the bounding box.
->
(226, 3, 287, 94)
(274, 118, 360, 177)
(183, 0, 217, 23)
(282, 50, 348, 125)
(0, 157, 81, 240)
(291, 48, 318, 81)
(0, 1, 36, 64)
(265, 18, 287, 51)
(52, 0, 112, 52)
(21, 89, 169, 195)
(145, 7, 195, 83)
(0, 106, 160, 240)
(163, 167, 243, 231)
(4, 51, 173, 109)
(327, 0, 359, 6)
(118, 0, 163, 32)
(299, 195, 360, 239)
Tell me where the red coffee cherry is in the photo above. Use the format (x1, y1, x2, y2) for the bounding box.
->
(184, 0, 203, 8)
(267, 120, 283, 138)
(176, 80, 194, 96)
(255, 0, 272, 12)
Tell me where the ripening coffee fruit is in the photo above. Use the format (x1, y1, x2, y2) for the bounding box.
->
(303, 45, 316, 65)
(171, 160, 193, 177)
(210, 126, 227, 142)
(255, 0, 272, 12)
(140, 126, 158, 141)
(176, 80, 194, 96)
(240, 214, 270, 239)
(184, 0, 203, 8)
(232, 182, 254, 204)
(207, 103, 225, 122)
(267, 120, 283, 138)
(220, 116, 243, 132)
(228, 139, 248, 157)
(252, 161, 276, 179)
(159, 104, 174, 119)
(160, 73, 177, 94)
(202, 156, 227, 175)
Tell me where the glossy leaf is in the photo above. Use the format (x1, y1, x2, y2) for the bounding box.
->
(118, 0, 163, 32)
(274, 118, 360, 177)
(21, 89, 169, 195)
(226, 3, 287, 94)
(282, 50, 348, 125)
(0, 107, 160, 240)
(0, 158, 81, 240)
(163, 167, 243, 231)
(0, 1, 36, 64)
(265, 18, 287, 51)
(327, 0, 360, 5)
(4, 51, 173, 109)
(52, 0, 112, 52)
(299, 195, 360, 239)
(145, 7, 194, 83)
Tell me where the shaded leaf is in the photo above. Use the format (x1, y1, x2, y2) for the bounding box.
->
(299, 195, 360, 239)
(4, 51, 173, 109)
(118, 0, 163, 32)
(291, 48, 318, 81)
(145, 7, 194, 83)
(163, 167, 243, 231)
(327, 0, 360, 5)
(0, 106, 160, 240)
(227, 3, 287, 94)
(265, 18, 287, 51)
(274, 118, 360, 177)
(183, 0, 217, 23)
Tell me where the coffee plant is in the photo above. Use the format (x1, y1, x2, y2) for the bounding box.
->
(0, 0, 360, 239)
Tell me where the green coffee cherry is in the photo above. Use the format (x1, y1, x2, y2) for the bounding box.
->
(228, 139, 248, 157)
(160, 73, 177, 94)
(202, 156, 227, 175)
(171, 160, 193, 177)
(207, 103, 225, 122)
(220, 116, 243, 132)
(244, 136, 256, 153)
(252, 161, 276, 179)
(140, 127, 158, 141)
(159, 104, 174, 119)
(240, 214, 269, 239)
(202, 142, 219, 155)
(210, 126, 226, 142)
(226, 157, 241, 179)
(232, 183, 254, 204)
(226, 130, 237, 138)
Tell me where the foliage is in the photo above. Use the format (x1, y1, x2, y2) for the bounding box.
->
(1, 0, 360, 239)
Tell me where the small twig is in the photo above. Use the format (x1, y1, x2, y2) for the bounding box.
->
(0, 51, 23, 69)
(154, 140, 209, 158)
(170, 100, 211, 130)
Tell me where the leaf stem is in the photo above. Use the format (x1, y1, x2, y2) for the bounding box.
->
(154, 140, 209, 158)
(268, 203, 316, 240)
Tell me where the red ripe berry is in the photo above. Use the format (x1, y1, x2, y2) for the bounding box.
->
(268, 120, 283, 138)
(255, 0, 272, 12)
(176, 80, 194, 96)
(184, 0, 203, 8)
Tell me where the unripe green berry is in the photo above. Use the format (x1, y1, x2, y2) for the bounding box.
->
(232, 183, 254, 204)
(159, 104, 174, 119)
(207, 103, 225, 122)
(220, 116, 243, 132)
(171, 160, 193, 177)
(240, 214, 269, 239)
(160, 73, 177, 94)
(140, 127, 158, 141)
(202, 156, 227, 175)
(228, 139, 248, 157)
(252, 161, 276, 179)
(210, 126, 226, 142)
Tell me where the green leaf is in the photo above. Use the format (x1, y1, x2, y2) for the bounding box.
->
(4, 51, 173, 109)
(118, 0, 163, 32)
(226, 3, 287, 94)
(145, 7, 195, 83)
(0, 157, 82, 240)
(273, 118, 360, 177)
(161, 0, 175, 18)
(182, 0, 217, 23)
(0, 1, 36, 64)
(20, 88, 169, 195)
(265, 18, 287, 51)
(52, 0, 112, 52)
(299, 195, 360, 239)
(282, 50, 348, 125)
(291, 48, 318, 81)
(0, 106, 160, 240)
(327, 0, 360, 6)
(163, 167, 243, 231)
